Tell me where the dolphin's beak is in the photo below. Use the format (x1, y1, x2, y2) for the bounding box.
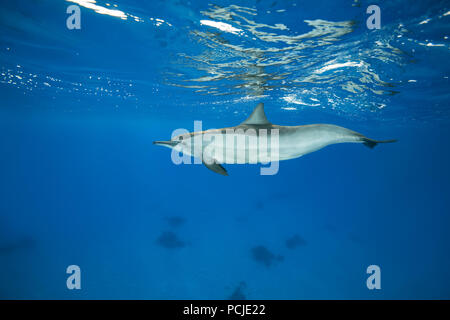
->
(153, 140, 180, 147)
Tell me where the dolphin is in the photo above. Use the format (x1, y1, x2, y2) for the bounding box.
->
(154, 103, 396, 175)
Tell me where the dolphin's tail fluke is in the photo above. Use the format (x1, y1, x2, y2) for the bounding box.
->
(362, 138, 397, 149)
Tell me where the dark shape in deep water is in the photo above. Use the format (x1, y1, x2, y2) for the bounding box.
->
(251, 245, 283, 267)
(228, 281, 247, 300)
(165, 216, 186, 228)
(156, 231, 185, 249)
(285, 234, 307, 249)
(0, 236, 35, 255)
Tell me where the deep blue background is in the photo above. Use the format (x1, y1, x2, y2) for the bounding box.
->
(0, 0, 449, 299)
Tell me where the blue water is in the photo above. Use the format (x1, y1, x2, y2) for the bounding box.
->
(1, 0, 450, 299)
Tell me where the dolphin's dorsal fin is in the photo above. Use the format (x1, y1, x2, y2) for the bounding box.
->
(241, 103, 271, 125)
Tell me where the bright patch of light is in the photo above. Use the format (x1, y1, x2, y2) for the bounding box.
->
(315, 61, 363, 74)
(419, 19, 431, 25)
(66, 0, 127, 19)
(282, 94, 320, 107)
(200, 20, 242, 34)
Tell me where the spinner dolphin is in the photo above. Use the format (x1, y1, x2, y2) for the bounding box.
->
(154, 103, 396, 175)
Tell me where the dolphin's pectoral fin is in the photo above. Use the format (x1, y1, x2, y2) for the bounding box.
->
(202, 152, 228, 176)
(203, 161, 228, 176)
